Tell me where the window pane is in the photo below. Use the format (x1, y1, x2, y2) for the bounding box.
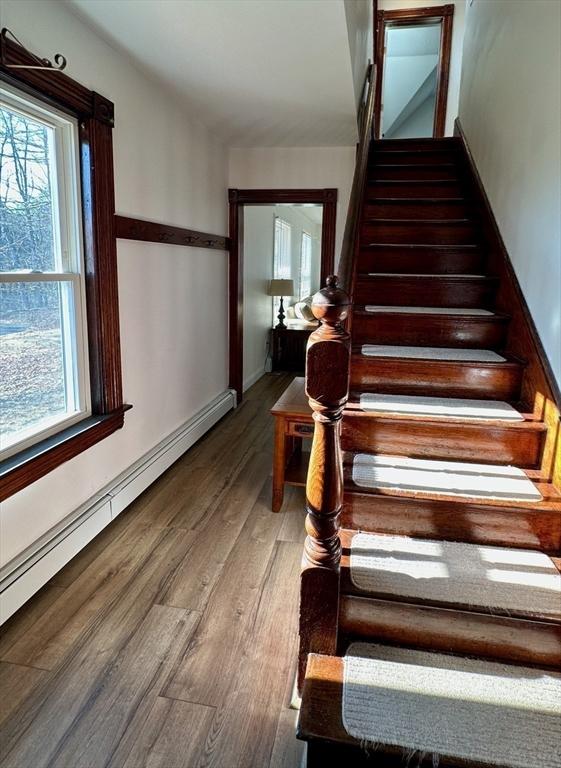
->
(300, 232, 313, 299)
(0, 281, 78, 449)
(273, 218, 291, 279)
(0, 104, 59, 272)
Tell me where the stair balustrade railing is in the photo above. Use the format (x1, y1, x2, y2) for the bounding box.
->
(298, 63, 376, 689)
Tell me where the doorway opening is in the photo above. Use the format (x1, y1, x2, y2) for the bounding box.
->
(228, 189, 337, 403)
(374, 5, 454, 139)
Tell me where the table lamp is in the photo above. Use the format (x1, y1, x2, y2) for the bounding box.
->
(268, 279, 294, 329)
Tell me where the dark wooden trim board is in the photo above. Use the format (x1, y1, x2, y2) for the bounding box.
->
(115, 215, 229, 251)
(374, 4, 454, 139)
(228, 188, 338, 403)
(0, 35, 127, 499)
(0, 409, 131, 502)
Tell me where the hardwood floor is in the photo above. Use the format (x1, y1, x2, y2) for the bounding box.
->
(0, 373, 306, 768)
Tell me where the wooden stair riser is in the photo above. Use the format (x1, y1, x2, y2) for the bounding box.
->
(361, 220, 478, 245)
(363, 200, 471, 220)
(371, 164, 459, 181)
(354, 276, 497, 308)
(352, 312, 509, 348)
(338, 595, 561, 670)
(371, 151, 460, 166)
(366, 180, 464, 199)
(357, 246, 485, 275)
(372, 138, 460, 152)
(350, 356, 523, 400)
(341, 414, 545, 467)
(341, 493, 561, 551)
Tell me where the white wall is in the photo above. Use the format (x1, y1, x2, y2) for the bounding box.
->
(379, 0, 466, 136)
(229, 146, 356, 265)
(242, 206, 321, 390)
(392, 95, 436, 139)
(458, 0, 561, 385)
(243, 207, 274, 390)
(344, 0, 374, 108)
(1, 0, 229, 566)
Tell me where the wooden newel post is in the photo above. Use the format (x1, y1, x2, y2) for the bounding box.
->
(298, 274, 351, 690)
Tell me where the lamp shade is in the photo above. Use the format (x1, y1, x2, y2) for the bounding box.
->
(268, 278, 294, 297)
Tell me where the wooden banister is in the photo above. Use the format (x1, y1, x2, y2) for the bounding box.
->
(297, 62, 375, 691)
(304, 275, 351, 568)
(298, 275, 351, 688)
(338, 63, 376, 297)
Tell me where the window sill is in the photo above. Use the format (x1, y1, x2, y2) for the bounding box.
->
(0, 405, 132, 502)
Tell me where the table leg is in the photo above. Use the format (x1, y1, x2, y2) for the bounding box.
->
(272, 417, 286, 513)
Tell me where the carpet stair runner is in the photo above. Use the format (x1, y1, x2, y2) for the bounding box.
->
(297, 137, 561, 767)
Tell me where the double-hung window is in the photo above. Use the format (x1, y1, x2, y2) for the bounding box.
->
(272, 216, 292, 322)
(1, 87, 90, 459)
(1, 33, 125, 501)
(299, 231, 312, 299)
(273, 216, 291, 279)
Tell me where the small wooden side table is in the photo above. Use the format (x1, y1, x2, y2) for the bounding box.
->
(270, 377, 314, 512)
(271, 324, 316, 372)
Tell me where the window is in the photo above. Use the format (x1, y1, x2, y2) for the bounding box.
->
(273, 216, 292, 321)
(299, 231, 313, 299)
(1, 87, 90, 458)
(273, 217, 291, 279)
(1, 35, 125, 501)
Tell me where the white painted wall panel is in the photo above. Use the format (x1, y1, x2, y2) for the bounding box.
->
(458, 0, 561, 384)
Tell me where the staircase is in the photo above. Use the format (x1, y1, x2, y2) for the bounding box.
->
(296, 136, 561, 767)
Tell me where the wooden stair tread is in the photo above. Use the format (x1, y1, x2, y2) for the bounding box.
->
(352, 347, 524, 366)
(299, 650, 561, 767)
(343, 456, 560, 511)
(362, 217, 473, 224)
(339, 530, 561, 622)
(348, 453, 543, 502)
(346, 392, 536, 420)
(360, 271, 491, 278)
(345, 393, 532, 423)
(358, 306, 500, 316)
(359, 243, 481, 250)
(359, 345, 507, 363)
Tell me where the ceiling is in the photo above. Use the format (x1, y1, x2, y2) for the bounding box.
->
(67, 0, 359, 147)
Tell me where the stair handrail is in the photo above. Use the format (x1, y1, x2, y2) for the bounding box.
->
(298, 63, 375, 689)
(338, 62, 376, 297)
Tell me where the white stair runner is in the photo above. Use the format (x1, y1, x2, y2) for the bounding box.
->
(349, 533, 561, 619)
(361, 345, 506, 362)
(364, 305, 493, 315)
(351, 454, 542, 501)
(359, 393, 523, 420)
(368, 273, 485, 278)
(343, 643, 561, 768)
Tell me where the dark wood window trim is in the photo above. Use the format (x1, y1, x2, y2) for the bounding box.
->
(0, 36, 128, 501)
(374, 4, 454, 139)
(228, 188, 338, 403)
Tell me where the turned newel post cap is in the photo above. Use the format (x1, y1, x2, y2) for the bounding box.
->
(311, 275, 350, 324)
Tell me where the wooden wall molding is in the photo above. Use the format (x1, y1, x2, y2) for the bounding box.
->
(115, 215, 229, 251)
(228, 188, 338, 403)
(374, 4, 454, 139)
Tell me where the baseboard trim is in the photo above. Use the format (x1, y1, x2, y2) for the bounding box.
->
(243, 368, 265, 392)
(0, 388, 236, 623)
